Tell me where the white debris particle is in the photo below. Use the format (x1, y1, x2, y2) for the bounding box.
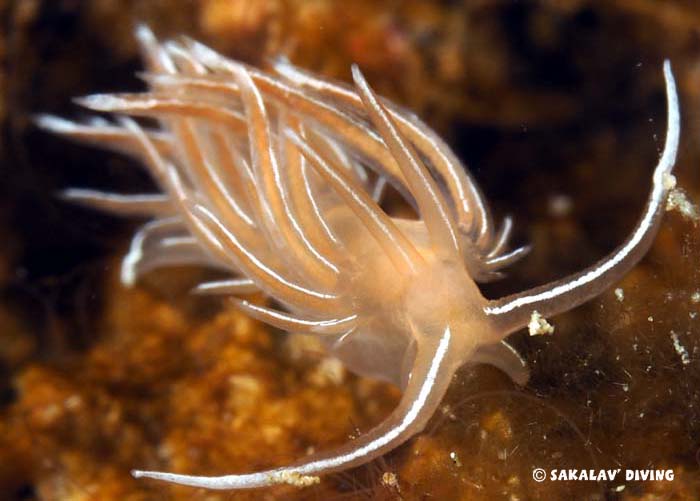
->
(269, 471, 320, 487)
(441, 404, 457, 421)
(691, 291, 700, 303)
(647, 316, 654, 322)
(528, 311, 554, 336)
(613, 484, 626, 492)
(614, 288, 624, 302)
(670, 331, 691, 365)
(663, 173, 677, 190)
(548, 194, 573, 217)
(381, 472, 399, 488)
(308, 357, 346, 387)
(64, 395, 83, 410)
(450, 451, 462, 467)
(666, 188, 700, 222)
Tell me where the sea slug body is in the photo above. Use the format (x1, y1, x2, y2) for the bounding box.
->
(38, 25, 680, 490)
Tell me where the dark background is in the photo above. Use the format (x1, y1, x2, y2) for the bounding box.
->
(2, 1, 700, 499)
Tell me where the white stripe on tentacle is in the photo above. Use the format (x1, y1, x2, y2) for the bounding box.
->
(487, 216, 514, 258)
(192, 278, 258, 295)
(75, 94, 247, 133)
(59, 189, 173, 217)
(229, 298, 357, 335)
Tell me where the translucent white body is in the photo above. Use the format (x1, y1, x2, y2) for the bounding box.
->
(38, 25, 680, 490)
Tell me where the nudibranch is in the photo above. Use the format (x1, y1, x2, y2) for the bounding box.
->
(37, 25, 680, 490)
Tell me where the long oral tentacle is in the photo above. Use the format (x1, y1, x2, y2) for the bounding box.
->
(484, 61, 680, 335)
(132, 327, 457, 489)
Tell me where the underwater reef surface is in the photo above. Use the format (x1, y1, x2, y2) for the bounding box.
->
(3, 0, 700, 499)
